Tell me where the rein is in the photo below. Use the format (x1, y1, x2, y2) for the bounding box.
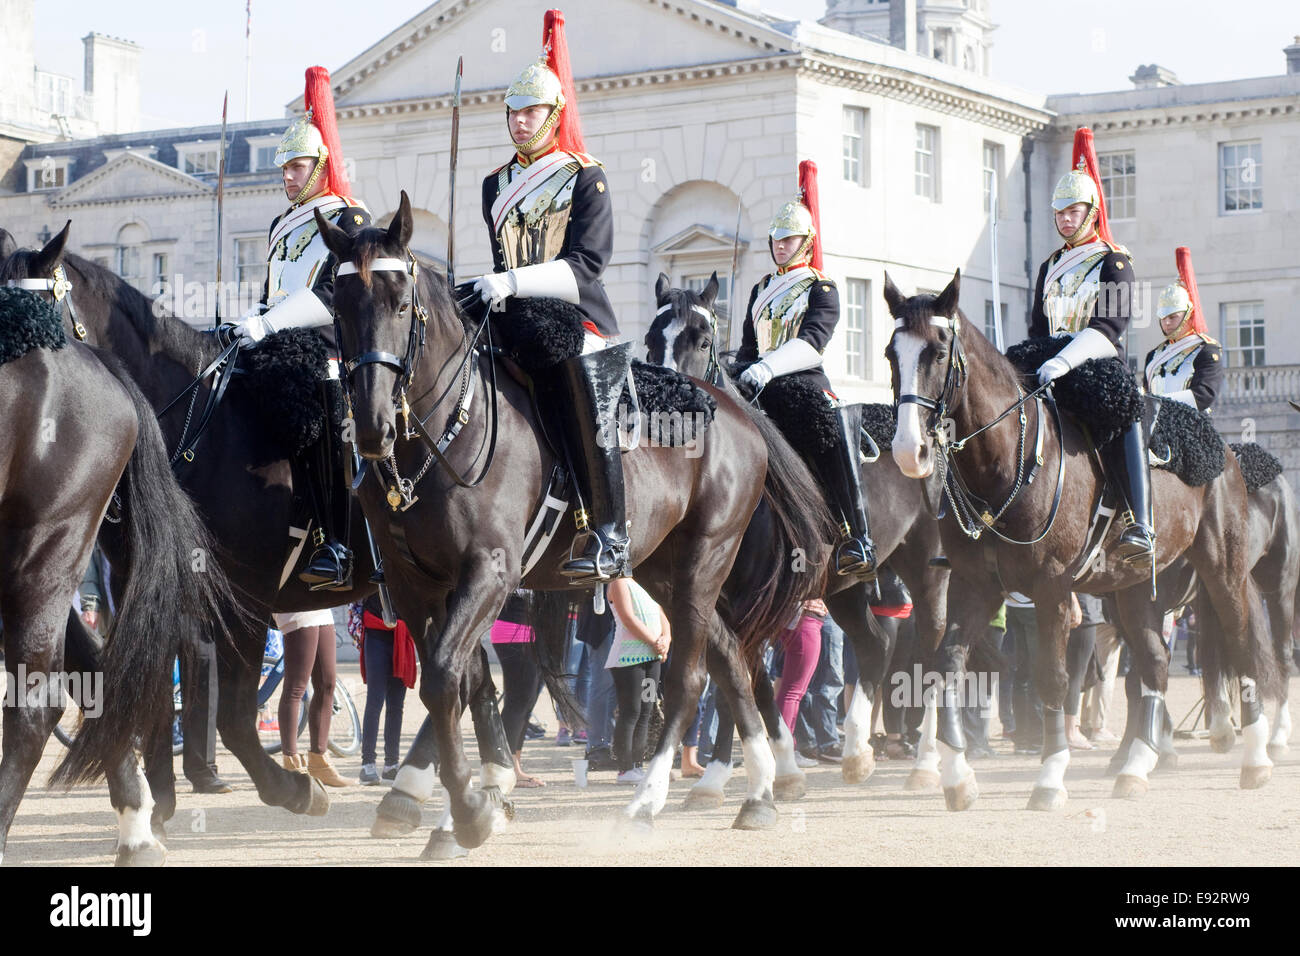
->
(335, 253, 500, 506)
(894, 315, 1067, 546)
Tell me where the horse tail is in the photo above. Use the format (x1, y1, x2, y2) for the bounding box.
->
(717, 375, 837, 666)
(526, 590, 586, 731)
(52, 354, 249, 787)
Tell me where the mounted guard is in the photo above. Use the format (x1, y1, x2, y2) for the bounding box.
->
(471, 8, 630, 584)
(736, 160, 877, 580)
(1029, 127, 1153, 569)
(1145, 247, 1223, 414)
(231, 66, 372, 590)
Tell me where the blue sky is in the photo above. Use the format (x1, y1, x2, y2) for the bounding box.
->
(29, 1, 1300, 128)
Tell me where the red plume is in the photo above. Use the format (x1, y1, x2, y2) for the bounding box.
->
(1070, 127, 1112, 246)
(543, 9, 585, 154)
(304, 66, 350, 198)
(798, 160, 823, 272)
(1175, 246, 1208, 335)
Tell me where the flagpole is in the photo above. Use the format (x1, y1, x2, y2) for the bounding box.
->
(244, 2, 253, 122)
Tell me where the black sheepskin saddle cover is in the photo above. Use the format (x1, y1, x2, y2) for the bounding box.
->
(1230, 441, 1284, 493)
(1148, 395, 1224, 487)
(1006, 335, 1141, 447)
(237, 328, 334, 458)
(727, 356, 838, 459)
(494, 297, 715, 426)
(1007, 335, 1224, 487)
(862, 403, 897, 449)
(0, 287, 66, 365)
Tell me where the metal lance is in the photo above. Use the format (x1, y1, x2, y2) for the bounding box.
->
(214, 92, 228, 330)
(445, 57, 463, 293)
(726, 197, 743, 351)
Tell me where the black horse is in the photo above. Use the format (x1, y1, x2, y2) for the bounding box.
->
(645, 272, 949, 797)
(885, 271, 1280, 811)
(0, 287, 240, 865)
(320, 193, 830, 848)
(0, 225, 518, 839)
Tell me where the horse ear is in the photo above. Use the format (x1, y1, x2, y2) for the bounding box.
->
(388, 190, 413, 250)
(882, 271, 907, 317)
(315, 208, 353, 262)
(0, 228, 16, 261)
(701, 271, 719, 308)
(32, 220, 71, 276)
(655, 272, 671, 300)
(934, 269, 961, 317)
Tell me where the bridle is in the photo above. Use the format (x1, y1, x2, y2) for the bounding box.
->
(654, 293, 722, 386)
(893, 313, 1066, 546)
(6, 264, 88, 341)
(334, 251, 499, 506)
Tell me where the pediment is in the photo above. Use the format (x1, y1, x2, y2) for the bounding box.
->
(52, 153, 212, 206)
(652, 223, 746, 258)
(294, 0, 796, 109)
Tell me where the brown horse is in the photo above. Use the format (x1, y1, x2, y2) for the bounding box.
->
(646, 273, 949, 796)
(319, 193, 830, 845)
(884, 270, 1279, 810)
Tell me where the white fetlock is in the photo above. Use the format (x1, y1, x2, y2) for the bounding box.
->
(740, 734, 777, 803)
(842, 681, 873, 764)
(1269, 702, 1291, 752)
(1034, 748, 1070, 793)
(770, 720, 801, 780)
(434, 791, 454, 833)
(393, 762, 438, 803)
(116, 765, 158, 854)
(1242, 714, 1273, 771)
(480, 761, 516, 797)
(691, 760, 733, 799)
(624, 751, 674, 819)
(937, 741, 973, 789)
(1118, 738, 1159, 781)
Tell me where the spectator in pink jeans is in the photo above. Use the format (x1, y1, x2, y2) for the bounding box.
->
(776, 599, 826, 750)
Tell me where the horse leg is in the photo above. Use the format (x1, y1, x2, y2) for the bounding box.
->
(828, 582, 890, 785)
(935, 633, 979, 811)
(1110, 588, 1170, 799)
(374, 715, 438, 837)
(686, 667, 735, 810)
(907, 691, 942, 791)
(215, 624, 327, 817)
(1264, 592, 1293, 760)
(0, 604, 65, 865)
(1027, 596, 1073, 811)
(754, 662, 805, 801)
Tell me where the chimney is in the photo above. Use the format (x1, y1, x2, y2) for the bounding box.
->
(1129, 64, 1180, 90)
(82, 32, 141, 134)
(890, 0, 917, 54)
(1286, 36, 1300, 74)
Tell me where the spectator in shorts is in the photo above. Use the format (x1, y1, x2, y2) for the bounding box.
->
(606, 578, 670, 784)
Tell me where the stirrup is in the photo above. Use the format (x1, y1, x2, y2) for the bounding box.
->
(299, 542, 354, 591)
(560, 529, 629, 584)
(1112, 513, 1155, 568)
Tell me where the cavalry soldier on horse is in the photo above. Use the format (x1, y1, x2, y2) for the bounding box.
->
(736, 160, 877, 580)
(1029, 127, 1154, 569)
(231, 66, 372, 590)
(1145, 246, 1223, 414)
(471, 9, 632, 584)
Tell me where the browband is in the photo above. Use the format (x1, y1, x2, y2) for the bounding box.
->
(338, 258, 407, 276)
(655, 302, 714, 320)
(6, 278, 55, 291)
(893, 316, 959, 330)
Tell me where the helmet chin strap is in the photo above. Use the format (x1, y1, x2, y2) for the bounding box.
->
(513, 105, 562, 161)
(771, 233, 813, 273)
(1163, 308, 1193, 342)
(1058, 205, 1099, 247)
(289, 153, 327, 207)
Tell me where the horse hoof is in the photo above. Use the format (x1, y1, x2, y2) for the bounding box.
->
(372, 790, 423, 837)
(841, 752, 875, 785)
(1209, 733, 1236, 754)
(115, 841, 166, 867)
(1266, 743, 1288, 762)
(452, 793, 496, 850)
(731, 797, 778, 831)
(419, 829, 469, 861)
(772, 773, 806, 802)
(1113, 774, 1149, 799)
(682, 788, 724, 811)
(1025, 787, 1067, 811)
(1155, 750, 1179, 772)
(1240, 765, 1272, 790)
(904, 769, 940, 792)
(305, 778, 330, 816)
(943, 776, 979, 812)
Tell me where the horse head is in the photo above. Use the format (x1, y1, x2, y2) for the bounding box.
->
(645, 271, 719, 380)
(883, 269, 962, 480)
(0, 220, 72, 290)
(316, 191, 416, 461)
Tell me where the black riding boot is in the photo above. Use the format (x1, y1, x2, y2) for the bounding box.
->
(299, 380, 353, 591)
(812, 403, 878, 581)
(551, 343, 633, 584)
(1103, 420, 1156, 569)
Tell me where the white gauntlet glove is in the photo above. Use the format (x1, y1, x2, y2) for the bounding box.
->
(472, 271, 517, 308)
(738, 361, 774, 391)
(234, 288, 331, 349)
(1035, 327, 1117, 386)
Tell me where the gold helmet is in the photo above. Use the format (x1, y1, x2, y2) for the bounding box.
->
(1051, 160, 1101, 212)
(768, 160, 822, 270)
(505, 58, 565, 113)
(1157, 283, 1193, 321)
(769, 200, 815, 242)
(274, 109, 328, 168)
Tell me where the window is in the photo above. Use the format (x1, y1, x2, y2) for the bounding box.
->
(35, 71, 73, 115)
(842, 107, 867, 186)
(28, 157, 70, 191)
(236, 238, 265, 293)
(177, 145, 220, 176)
(1098, 150, 1136, 220)
(1220, 142, 1262, 213)
(1222, 301, 1265, 368)
(983, 300, 1008, 346)
(115, 224, 146, 291)
(844, 278, 869, 379)
(152, 253, 168, 295)
(982, 141, 1003, 214)
(254, 145, 278, 171)
(915, 124, 939, 201)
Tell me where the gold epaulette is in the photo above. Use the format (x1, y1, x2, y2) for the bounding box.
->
(570, 151, 604, 169)
(1200, 333, 1222, 349)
